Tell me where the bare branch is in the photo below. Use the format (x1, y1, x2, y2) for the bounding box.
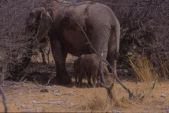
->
(0, 86, 8, 113)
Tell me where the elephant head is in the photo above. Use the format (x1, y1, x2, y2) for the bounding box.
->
(26, 7, 53, 42)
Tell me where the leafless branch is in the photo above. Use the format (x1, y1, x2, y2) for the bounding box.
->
(0, 86, 7, 113)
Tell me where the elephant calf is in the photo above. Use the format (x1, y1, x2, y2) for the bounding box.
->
(74, 54, 110, 87)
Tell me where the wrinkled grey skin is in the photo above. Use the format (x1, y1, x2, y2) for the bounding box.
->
(26, 0, 120, 84)
(74, 53, 110, 87)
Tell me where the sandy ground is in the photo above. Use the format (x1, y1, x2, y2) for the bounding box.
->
(0, 80, 169, 112)
(0, 54, 169, 112)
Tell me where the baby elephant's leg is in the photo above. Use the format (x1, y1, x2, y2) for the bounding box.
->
(78, 73, 83, 87)
(92, 74, 97, 87)
(87, 74, 93, 87)
(75, 74, 78, 86)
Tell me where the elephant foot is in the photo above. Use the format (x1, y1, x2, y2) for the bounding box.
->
(56, 74, 72, 85)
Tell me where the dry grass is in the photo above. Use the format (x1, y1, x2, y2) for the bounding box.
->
(129, 54, 158, 83)
(128, 54, 160, 101)
(78, 87, 126, 112)
(79, 94, 108, 111)
(78, 89, 112, 112)
(2, 81, 169, 112)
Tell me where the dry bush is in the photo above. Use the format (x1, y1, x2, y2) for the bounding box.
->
(0, 0, 49, 79)
(155, 54, 169, 79)
(159, 60, 169, 79)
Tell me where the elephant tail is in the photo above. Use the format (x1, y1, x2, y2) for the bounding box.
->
(108, 16, 120, 60)
(107, 7, 121, 59)
(114, 16, 120, 56)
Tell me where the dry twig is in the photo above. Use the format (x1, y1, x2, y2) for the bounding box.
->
(0, 86, 7, 113)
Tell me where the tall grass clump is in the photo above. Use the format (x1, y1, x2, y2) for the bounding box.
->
(129, 54, 158, 83)
(128, 54, 159, 101)
(78, 89, 113, 112)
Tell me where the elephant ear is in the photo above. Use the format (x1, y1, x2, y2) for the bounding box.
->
(35, 8, 53, 42)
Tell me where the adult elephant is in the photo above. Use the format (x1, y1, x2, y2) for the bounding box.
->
(26, 0, 120, 85)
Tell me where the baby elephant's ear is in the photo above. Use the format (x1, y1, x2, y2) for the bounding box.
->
(36, 8, 53, 42)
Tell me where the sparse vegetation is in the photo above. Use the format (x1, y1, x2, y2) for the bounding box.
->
(0, 0, 169, 112)
(129, 54, 158, 82)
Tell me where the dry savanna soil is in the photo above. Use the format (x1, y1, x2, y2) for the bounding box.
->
(0, 55, 169, 112)
(0, 80, 169, 112)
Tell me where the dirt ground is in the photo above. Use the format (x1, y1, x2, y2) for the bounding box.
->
(0, 80, 169, 112)
(0, 55, 169, 112)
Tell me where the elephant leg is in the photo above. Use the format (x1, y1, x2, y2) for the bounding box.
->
(107, 45, 118, 73)
(78, 74, 82, 87)
(50, 39, 71, 85)
(77, 76, 79, 86)
(75, 73, 78, 86)
(92, 74, 96, 87)
(90, 25, 111, 85)
(87, 75, 92, 87)
(107, 28, 120, 80)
